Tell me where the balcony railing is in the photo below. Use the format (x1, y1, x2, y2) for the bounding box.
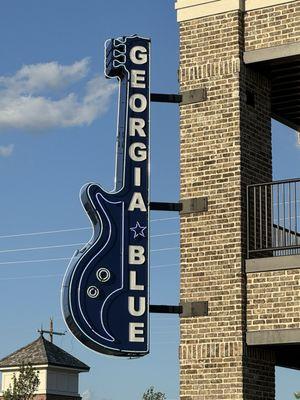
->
(247, 178, 300, 258)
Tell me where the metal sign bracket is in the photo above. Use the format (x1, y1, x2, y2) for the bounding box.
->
(151, 88, 207, 105)
(150, 197, 208, 214)
(149, 302, 208, 317)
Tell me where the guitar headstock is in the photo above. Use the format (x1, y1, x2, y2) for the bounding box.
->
(105, 35, 150, 79)
(105, 37, 127, 78)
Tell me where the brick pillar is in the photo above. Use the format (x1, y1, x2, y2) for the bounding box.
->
(176, 1, 275, 399)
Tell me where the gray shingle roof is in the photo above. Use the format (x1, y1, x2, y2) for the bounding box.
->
(0, 336, 90, 371)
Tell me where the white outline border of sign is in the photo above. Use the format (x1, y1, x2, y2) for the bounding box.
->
(61, 35, 151, 357)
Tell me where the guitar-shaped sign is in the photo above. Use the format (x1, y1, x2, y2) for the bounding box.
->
(62, 35, 150, 357)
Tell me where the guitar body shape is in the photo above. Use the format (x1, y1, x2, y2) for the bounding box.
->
(62, 35, 150, 357)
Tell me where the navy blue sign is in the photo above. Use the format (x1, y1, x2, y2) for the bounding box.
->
(62, 35, 150, 357)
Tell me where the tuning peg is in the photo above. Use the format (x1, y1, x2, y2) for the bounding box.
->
(105, 37, 127, 77)
(114, 37, 126, 47)
(113, 49, 126, 57)
(113, 59, 126, 68)
(114, 44, 126, 54)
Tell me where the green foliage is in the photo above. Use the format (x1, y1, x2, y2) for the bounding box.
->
(3, 364, 40, 400)
(294, 393, 300, 399)
(143, 386, 166, 400)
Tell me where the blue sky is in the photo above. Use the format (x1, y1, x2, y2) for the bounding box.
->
(0, 1, 298, 399)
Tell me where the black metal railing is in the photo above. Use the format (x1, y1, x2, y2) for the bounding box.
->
(247, 178, 300, 258)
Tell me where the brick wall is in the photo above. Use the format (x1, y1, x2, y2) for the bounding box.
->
(178, 0, 300, 398)
(247, 269, 300, 331)
(244, 1, 300, 51)
(179, 8, 274, 400)
(243, 348, 275, 400)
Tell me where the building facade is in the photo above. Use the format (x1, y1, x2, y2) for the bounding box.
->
(0, 336, 89, 400)
(175, 0, 300, 399)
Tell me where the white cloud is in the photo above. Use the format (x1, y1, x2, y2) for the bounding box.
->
(0, 59, 90, 95)
(82, 389, 92, 400)
(0, 144, 14, 157)
(0, 59, 117, 131)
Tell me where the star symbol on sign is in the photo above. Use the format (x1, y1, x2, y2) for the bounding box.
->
(130, 221, 147, 239)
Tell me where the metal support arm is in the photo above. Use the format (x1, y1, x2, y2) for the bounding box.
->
(150, 197, 208, 214)
(150, 302, 208, 317)
(151, 93, 182, 103)
(151, 89, 207, 105)
(150, 305, 182, 314)
(150, 202, 182, 212)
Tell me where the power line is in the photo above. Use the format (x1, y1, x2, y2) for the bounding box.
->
(0, 227, 90, 239)
(0, 273, 63, 281)
(150, 263, 179, 269)
(0, 240, 179, 255)
(0, 243, 85, 254)
(0, 263, 179, 280)
(0, 253, 179, 265)
(151, 232, 179, 238)
(151, 247, 179, 253)
(0, 257, 71, 265)
(151, 216, 178, 223)
(0, 217, 179, 240)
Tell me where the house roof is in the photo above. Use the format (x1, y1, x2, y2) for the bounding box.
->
(0, 336, 90, 371)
